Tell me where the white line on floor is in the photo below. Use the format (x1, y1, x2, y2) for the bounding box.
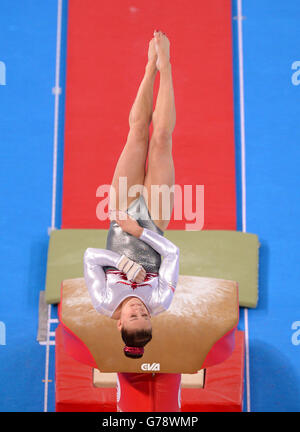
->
(50, 0, 63, 232)
(43, 304, 51, 412)
(237, 0, 251, 413)
(43, 0, 63, 413)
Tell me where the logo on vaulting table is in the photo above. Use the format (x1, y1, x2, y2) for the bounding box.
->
(141, 362, 160, 371)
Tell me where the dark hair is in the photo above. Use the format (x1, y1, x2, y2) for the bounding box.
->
(121, 327, 152, 359)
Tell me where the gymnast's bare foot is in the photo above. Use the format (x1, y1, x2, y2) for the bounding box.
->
(153, 30, 170, 71)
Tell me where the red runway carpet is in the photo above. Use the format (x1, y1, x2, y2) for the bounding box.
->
(62, 0, 236, 230)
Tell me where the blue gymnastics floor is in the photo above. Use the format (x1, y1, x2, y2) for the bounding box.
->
(0, 0, 67, 412)
(233, 0, 300, 412)
(0, 0, 300, 412)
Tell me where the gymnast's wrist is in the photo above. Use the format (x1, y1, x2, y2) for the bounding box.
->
(136, 226, 144, 238)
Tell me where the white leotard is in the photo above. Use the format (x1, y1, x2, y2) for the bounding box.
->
(83, 227, 179, 317)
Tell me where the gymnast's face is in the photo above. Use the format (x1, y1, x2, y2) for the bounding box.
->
(117, 297, 152, 332)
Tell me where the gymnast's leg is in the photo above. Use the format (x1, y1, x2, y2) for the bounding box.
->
(143, 30, 176, 232)
(109, 39, 158, 213)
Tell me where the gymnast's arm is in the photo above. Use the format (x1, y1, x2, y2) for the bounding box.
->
(138, 228, 180, 297)
(83, 248, 123, 313)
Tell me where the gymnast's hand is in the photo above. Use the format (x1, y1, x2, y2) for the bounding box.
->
(117, 254, 146, 283)
(109, 209, 143, 238)
(134, 266, 147, 284)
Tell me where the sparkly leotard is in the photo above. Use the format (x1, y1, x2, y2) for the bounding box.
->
(83, 195, 180, 317)
(104, 194, 164, 273)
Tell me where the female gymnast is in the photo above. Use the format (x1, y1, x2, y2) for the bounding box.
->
(83, 30, 179, 359)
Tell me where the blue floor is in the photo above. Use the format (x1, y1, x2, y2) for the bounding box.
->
(0, 0, 67, 411)
(233, 0, 300, 412)
(0, 0, 300, 412)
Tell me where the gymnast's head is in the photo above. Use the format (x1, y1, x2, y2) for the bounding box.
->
(117, 297, 152, 359)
